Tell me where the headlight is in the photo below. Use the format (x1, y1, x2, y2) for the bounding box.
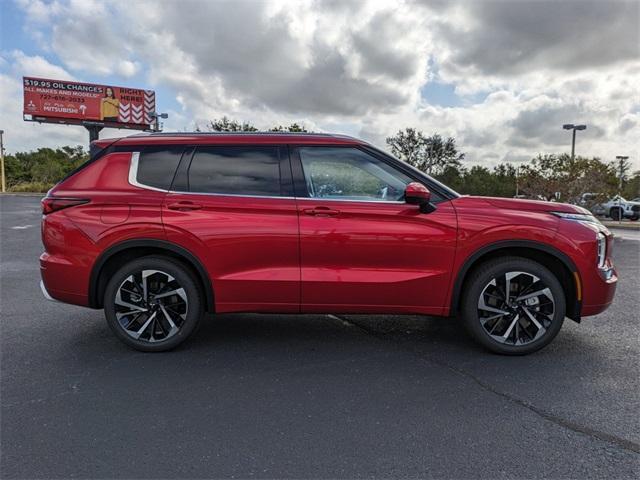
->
(596, 232, 606, 268)
(551, 211, 600, 223)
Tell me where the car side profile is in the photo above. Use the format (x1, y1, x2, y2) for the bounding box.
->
(40, 133, 617, 354)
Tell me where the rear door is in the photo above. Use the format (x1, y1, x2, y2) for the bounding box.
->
(292, 146, 458, 315)
(162, 144, 300, 313)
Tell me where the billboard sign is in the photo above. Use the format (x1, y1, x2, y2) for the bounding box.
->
(23, 77, 156, 130)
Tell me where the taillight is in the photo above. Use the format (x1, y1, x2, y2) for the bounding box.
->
(41, 197, 89, 215)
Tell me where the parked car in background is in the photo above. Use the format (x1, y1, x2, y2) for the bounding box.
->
(578, 193, 606, 216)
(40, 132, 617, 355)
(598, 195, 640, 221)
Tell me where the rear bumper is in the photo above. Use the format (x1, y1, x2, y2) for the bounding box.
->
(39, 280, 58, 302)
(40, 252, 92, 307)
(40, 210, 99, 307)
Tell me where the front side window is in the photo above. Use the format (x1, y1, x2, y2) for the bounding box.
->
(298, 147, 412, 201)
(188, 146, 282, 196)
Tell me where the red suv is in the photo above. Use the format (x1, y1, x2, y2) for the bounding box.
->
(40, 133, 617, 354)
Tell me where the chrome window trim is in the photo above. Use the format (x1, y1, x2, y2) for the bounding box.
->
(165, 189, 405, 204)
(128, 152, 170, 193)
(167, 189, 294, 200)
(296, 197, 405, 205)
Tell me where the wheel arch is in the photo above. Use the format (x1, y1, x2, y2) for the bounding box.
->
(89, 239, 215, 312)
(450, 240, 581, 322)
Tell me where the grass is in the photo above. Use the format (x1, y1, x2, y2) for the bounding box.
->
(8, 182, 54, 193)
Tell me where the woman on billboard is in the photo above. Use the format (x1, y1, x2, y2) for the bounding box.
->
(100, 87, 119, 122)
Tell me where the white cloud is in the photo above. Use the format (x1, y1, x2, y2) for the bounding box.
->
(6, 0, 640, 169)
(0, 52, 129, 153)
(0, 70, 87, 153)
(15, 0, 62, 24)
(9, 50, 75, 80)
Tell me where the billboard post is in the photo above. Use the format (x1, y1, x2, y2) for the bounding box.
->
(0, 130, 5, 193)
(23, 77, 156, 144)
(82, 122, 104, 143)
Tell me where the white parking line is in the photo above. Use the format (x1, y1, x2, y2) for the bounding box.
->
(11, 225, 34, 230)
(610, 228, 640, 241)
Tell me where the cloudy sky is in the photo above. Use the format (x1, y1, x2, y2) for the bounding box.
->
(1, 0, 639, 168)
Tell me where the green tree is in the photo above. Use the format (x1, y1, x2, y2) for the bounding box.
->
(207, 116, 258, 132)
(491, 163, 518, 198)
(422, 134, 465, 176)
(386, 129, 464, 176)
(386, 128, 426, 167)
(269, 123, 308, 132)
(5, 146, 88, 192)
(435, 164, 466, 192)
(460, 166, 495, 196)
(622, 170, 640, 199)
(518, 154, 617, 205)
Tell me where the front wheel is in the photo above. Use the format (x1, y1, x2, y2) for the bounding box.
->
(461, 257, 566, 355)
(104, 256, 204, 352)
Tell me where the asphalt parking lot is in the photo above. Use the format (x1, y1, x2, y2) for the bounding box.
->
(1, 195, 639, 479)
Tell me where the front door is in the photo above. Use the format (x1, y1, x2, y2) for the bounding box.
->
(162, 144, 300, 313)
(293, 146, 458, 315)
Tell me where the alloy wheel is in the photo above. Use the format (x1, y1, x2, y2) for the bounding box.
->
(114, 269, 188, 343)
(477, 271, 555, 346)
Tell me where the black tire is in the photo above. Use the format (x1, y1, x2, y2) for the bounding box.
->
(104, 256, 204, 352)
(630, 215, 639, 222)
(609, 207, 623, 221)
(460, 256, 566, 355)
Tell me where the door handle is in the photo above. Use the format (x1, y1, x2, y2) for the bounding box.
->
(167, 201, 203, 211)
(303, 206, 340, 217)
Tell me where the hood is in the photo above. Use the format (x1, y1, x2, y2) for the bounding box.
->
(452, 196, 590, 214)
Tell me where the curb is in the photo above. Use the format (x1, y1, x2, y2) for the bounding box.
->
(0, 193, 45, 197)
(602, 222, 640, 231)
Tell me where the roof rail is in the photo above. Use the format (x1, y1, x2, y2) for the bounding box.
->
(127, 131, 357, 140)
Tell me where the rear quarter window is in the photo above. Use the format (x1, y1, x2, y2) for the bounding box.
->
(136, 147, 184, 190)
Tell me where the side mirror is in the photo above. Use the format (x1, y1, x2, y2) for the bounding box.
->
(405, 182, 435, 213)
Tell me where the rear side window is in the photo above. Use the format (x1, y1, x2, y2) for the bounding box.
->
(188, 146, 282, 196)
(137, 147, 184, 190)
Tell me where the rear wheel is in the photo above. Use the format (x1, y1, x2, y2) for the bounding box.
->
(104, 256, 203, 352)
(461, 257, 566, 355)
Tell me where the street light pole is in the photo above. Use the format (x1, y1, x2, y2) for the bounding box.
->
(0, 130, 5, 193)
(615, 155, 629, 192)
(615, 155, 629, 224)
(149, 112, 169, 132)
(562, 124, 587, 161)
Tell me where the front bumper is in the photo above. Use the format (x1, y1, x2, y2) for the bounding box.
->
(580, 266, 617, 317)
